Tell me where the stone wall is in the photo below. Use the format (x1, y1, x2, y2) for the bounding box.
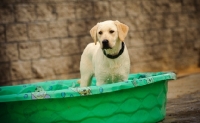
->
(0, 0, 200, 85)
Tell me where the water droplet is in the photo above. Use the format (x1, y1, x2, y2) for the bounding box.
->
(99, 87, 103, 93)
(24, 94, 28, 99)
(61, 92, 66, 98)
(49, 86, 53, 90)
(125, 80, 129, 83)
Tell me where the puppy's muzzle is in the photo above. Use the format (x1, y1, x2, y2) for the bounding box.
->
(102, 39, 111, 49)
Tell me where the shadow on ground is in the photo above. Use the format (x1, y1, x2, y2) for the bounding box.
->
(161, 91, 200, 123)
(161, 73, 200, 123)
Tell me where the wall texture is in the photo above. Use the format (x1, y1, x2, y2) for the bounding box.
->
(0, 0, 200, 85)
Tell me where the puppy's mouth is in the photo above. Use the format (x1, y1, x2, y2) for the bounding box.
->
(102, 39, 112, 49)
(102, 46, 112, 49)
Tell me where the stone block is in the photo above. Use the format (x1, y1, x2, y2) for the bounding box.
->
(188, 14, 198, 27)
(151, 14, 164, 29)
(79, 35, 93, 52)
(15, 4, 36, 22)
(94, 1, 110, 18)
(69, 55, 80, 73)
(135, 15, 151, 31)
(0, 43, 18, 62)
(0, 5, 14, 23)
(142, 0, 155, 14)
(186, 27, 199, 41)
(48, 0, 65, 2)
(161, 58, 176, 71)
(10, 61, 32, 80)
(36, 3, 56, 21)
(178, 14, 189, 27)
(110, 1, 126, 17)
(61, 38, 80, 55)
(164, 14, 177, 28)
(144, 30, 159, 45)
(51, 57, 72, 75)
(56, 3, 75, 20)
(173, 27, 186, 42)
(0, 25, 5, 42)
(194, 40, 200, 49)
(49, 21, 68, 38)
(56, 73, 80, 80)
(0, 45, 8, 62)
(6, 44, 19, 61)
(68, 20, 87, 37)
(76, 2, 93, 19)
(169, 0, 182, 12)
(182, 0, 195, 12)
(22, 76, 56, 85)
(32, 59, 55, 78)
(131, 61, 164, 73)
(19, 42, 40, 60)
(52, 55, 80, 75)
(156, 0, 170, 13)
(129, 46, 153, 63)
(28, 22, 48, 40)
(1, 0, 15, 3)
(197, 1, 200, 11)
(123, 17, 137, 31)
(179, 41, 198, 57)
(0, 63, 10, 83)
(16, 0, 48, 2)
(151, 44, 172, 59)
(6, 24, 28, 42)
(159, 58, 175, 71)
(41, 39, 61, 57)
(85, 19, 99, 31)
(197, 0, 200, 5)
(198, 13, 200, 26)
(127, 32, 145, 47)
(174, 55, 199, 71)
(169, 42, 181, 58)
(126, 1, 141, 16)
(159, 29, 173, 43)
(11, 81, 23, 86)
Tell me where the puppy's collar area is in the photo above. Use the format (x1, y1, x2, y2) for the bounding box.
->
(103, 42, 124, 59)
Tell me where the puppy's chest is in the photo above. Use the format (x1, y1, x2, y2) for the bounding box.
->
(101, 60, 123, 71)
(95, 60, 128, 84)
(96, 61, 126, 78)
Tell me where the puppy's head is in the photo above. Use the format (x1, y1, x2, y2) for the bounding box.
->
(90, 20, 129, 49)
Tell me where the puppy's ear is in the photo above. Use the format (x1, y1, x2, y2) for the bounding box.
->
(90, 24, 98, 45)
(114, 20, 129, 41)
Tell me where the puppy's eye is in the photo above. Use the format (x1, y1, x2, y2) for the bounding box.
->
(98, 31, 103, 35)
(110, 30, 114, 34)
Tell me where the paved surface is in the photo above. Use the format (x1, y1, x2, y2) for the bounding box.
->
(160, 73, 200, 123)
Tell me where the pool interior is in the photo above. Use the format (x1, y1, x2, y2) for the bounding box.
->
(0, 72, 169, 96)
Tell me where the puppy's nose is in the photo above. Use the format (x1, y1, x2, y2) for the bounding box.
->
(102, 39, 110, 49)
(102, 39, 108, 45)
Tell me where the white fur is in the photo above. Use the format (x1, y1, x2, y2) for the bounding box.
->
(80, 20, 130, 87)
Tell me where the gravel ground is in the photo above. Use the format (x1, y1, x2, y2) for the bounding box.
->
(160, 73, 200, 123)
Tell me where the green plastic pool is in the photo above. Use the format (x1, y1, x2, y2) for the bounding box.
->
(0, 72, 176, 123)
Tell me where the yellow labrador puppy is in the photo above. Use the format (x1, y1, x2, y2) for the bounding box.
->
(80, 20, 130, 87)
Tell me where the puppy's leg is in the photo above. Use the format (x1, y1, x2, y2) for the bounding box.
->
(80, 64, 93, 87)
(79, 47, 94, 87)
